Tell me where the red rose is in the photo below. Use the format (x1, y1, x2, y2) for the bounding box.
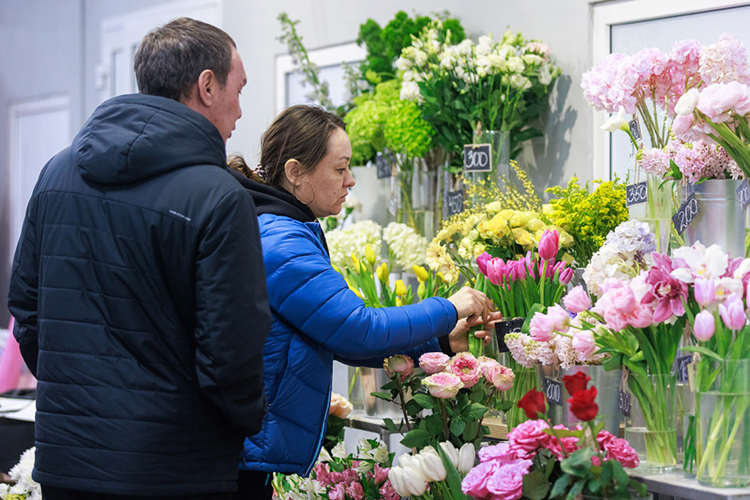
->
(517, 388, 547, 419)
(562, 371, 591, 395)
(567, 386, 598, 422)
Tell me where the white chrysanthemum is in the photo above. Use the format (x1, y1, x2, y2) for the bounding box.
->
(6, 447, 40, 500)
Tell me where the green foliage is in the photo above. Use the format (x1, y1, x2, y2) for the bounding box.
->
(322, 415, 346, 453)
(344, 80, 401, 164)
(384, 100, 435, 158)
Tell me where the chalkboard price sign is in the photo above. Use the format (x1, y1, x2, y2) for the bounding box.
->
(464, 143, 492, 173)
(545, 378, 563, 406)
(626, 181, 648, 207)
(737, 180, 750, 212)
(672, 193, 701, 235)
(445, 189, 465, 218)
(618, 389, 631, 417)
(375, 152, 393, 179)
(629, 119, 642, 141)
(677, 355, 693, 383)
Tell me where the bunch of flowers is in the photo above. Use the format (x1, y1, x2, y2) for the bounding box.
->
(383, 222, 429, 271)
(0, 448, 39, 500)
(388, 441, 475, 500)
(398, 22, 561, 169)
(544, 176, 628, 268)
(344, 80, 402, 165)
(582, 219, 656, 298)
(376, 352, 515, 450)
(327, 220, 383, 272)
(273, 438, 399, 500)
(338, 246, 415, 308)
(637, 138, 743, 183)
(462, 376, 643, 500)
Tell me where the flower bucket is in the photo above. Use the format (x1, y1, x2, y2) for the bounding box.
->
(684, 179, 746, 259)
(359, 367, 403, 419)
(624, 372, 679, 472)
(536, 364, 623, 437)
(695, 359, 750, 487)
(347, 366, 364, 411)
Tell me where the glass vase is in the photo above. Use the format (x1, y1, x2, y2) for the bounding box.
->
(695, 358, 750, 487)
(624, 372, 679, 472)
(628, 172, 672, 254)
(499, 351, 538, 430)
(359, 367, 402, 419)
(468, 129, 510, 207)
(411, 157, 439, 238)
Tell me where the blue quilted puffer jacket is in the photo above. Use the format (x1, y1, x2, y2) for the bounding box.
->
(234, 175, 458, 476)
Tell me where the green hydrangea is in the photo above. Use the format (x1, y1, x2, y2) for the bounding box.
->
(384, 100, 434, 158)
(344, 80, 402, 164)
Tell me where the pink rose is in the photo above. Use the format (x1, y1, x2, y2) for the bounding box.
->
(563, 285, 592, 313)
(383, 355, 414, 381)
(572, 329, 597, 360)
(529, 312, 555, 342)
(461, 460, 499, 499)
(596, 430, 617, 450)
(422, 372, 464, 398)
(477, 442, 519, 464)
(486, 459, 533, 500)
(604, 437, 640, 468)
(485, 363, 515, 391)
(447, 352, 482, 388)
(419, 352, 450, 374)
(544, 424, 580, 459)
(329, 392, 353, 418)
(508, 419, 551, 459)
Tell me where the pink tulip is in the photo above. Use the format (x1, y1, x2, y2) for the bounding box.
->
(694, 310, 716, 341)
(564, 286, 592, 313)
(538, 229, 560, 261)
(694, 278, 716, 306)
(487, 258, 507, 286)
(546, 304, 571, 333)
(477, 252, 492, 276)
(559, 268, 574, 285)
(719, 294, 746, 330)
(572, 330, 597, 359)
(529, 312, 555, 342)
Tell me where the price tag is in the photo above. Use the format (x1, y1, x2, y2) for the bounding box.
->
(626, 181, 648, 207)
(544, 378, 563, 406)
(463, 143, 492, 173)
(495, 318, 524, 353)
(672, 193, 701, 235)
(375, 152, 393, 179)
(629, 119, 641, 141)
(445, 189, 465, 218)
(737, 180, 750, 212)
(677, 355, 693, 383)
(618, 389, 631, 417)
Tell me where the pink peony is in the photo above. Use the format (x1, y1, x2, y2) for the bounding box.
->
(383, 355, 414, 381)
(485, 363, 515, 391)
(461, 460, 499, 499)
(529, 312, 555, 342)
(418, 352, 450, 374)
(478, 442, 519, 464)
(486, 459, 534, 500)
(604, 437, 640, 468)
(508, 419, 552, 459)
(602, 286, 654, 331)
(564, 285, 592, 314)
(422, 372, 464, 398)
(447, 352, 482, 388)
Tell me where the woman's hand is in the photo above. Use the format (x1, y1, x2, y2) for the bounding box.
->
(446, 286, 494, 322)
(448, 311, 504, 353)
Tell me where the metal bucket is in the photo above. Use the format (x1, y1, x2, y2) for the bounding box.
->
(537, 364, 623, 436)
(685, 179, 746, 259)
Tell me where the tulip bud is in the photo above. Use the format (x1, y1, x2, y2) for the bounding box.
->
(365, 244, 376, 265)
(458, 443, 475, 475)
(694, 310, 716, 341)
(439, 441, 460, 469)
(351, 253, 362, 272)
(417, 449, 446, 482)
(376, 262, 389, 283)
(395, 279, 407, 297)
(417, 281, 426, 300)
(413, 265, 430, 282)
(538, 229, 559, 261)
(396, 297, 403, 307)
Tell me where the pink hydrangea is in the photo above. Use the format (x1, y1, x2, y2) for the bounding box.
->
(446, 352, 482, 388)
(418, 352, 450, 374)
(700, 33, 750, 85)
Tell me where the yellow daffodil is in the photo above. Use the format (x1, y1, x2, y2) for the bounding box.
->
(365, 244, 376, 265)
(395, 280, 407, 297)
(376, 262, 389, 283)
(412, 265, 429, 282)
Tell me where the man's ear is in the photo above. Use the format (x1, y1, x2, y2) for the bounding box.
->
(196, 69, 216, 107)
(284, 159, 302, 186)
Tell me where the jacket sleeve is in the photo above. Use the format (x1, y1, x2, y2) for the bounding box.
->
(7, 193, 40, 376)
(264, 223, 457, 360)
(193, 187, 272, 436)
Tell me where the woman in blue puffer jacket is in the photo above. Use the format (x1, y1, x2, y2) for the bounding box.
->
(229, 105, 499, 499)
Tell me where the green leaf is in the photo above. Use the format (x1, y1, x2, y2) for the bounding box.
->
(380, 380, 399, 391)
(543, 428, 579, 438)
(523, 470, 551, 500)
(412, 393, 436, 409)
(587, 477, 603, 493)
(400, 429, 431, 449)
(600, 459, 613, 484)
(405, 399, 422, 416)
(565, 479, 586, 500)
(424, 413, 444, 436)
(612, 460, 630, 487)
(463, 420, 479, 441)
(681, 345, 724, 360)
(629, 478, 648, 498)
(382, 418, 399, 433)
(550, 474, 571, 498)
(463, 402, 488, 420)
(370, 391, 392, 401)
(450, 419, 466, 437)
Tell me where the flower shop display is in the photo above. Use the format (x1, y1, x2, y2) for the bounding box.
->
(398, 22, 561, 176)
(0, 447, 39, 500)
(273, 438, 399, 500)
(462, 379, 646, 500)
(388, 441, 475, 500)
(375, 352, 515, 450)
(544, 176, 629, 269)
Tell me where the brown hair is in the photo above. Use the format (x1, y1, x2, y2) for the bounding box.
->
(134, 17, 236, 102)
(227, 155, 264, 183)
(259, 105, 345, 187)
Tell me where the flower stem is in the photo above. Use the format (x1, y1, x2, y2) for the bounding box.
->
(397, 380, 412, 433)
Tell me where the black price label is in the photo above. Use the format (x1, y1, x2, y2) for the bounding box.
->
(618, 389, 631, 417)
(445, 189, 465, 218)
(629, 119, 641, 141)
(672, 193, 701, 235)
(463, 143, 492, 173)
(737, 180, 750, 212)
(544, 378, 563, 406)
(626, 181, 648, 207)
(677, 355, 693, 383)
(495, 318, 524, 353)
(375, 152, 393, 179)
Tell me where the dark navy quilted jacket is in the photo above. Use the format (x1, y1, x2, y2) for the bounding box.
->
(7, 94, 271, 496)
(234, 177, 458, 476)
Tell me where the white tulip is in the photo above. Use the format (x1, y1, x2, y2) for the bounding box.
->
(417, 449, 447, 482)
(458, 443, 476, 475)
(601, 105, 628, 133)
(675, 88, 700, 116)
(388, 467, 409, 497)
(439, 441, 460, 469)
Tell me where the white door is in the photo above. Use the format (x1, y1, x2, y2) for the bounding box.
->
(9, 95, 72, 265)
(97, 0, 222, 102)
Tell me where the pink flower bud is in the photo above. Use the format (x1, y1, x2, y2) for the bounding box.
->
(563, 286, 592, 313)
(538, 229, 560, 261)
(694, 278, 716, 306)
(719, 294, 746, 330)
(694, 310, 716, 342)
(477, 252, 492, 276)
(572, 329, 596, 359)
(418, 352, 450, 374)
(559, 267, 574, 285)
(383, 354, 414, 381)
(487, 258, 507, 286)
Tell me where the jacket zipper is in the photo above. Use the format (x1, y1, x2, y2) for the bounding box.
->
(304, 382, 332, 476)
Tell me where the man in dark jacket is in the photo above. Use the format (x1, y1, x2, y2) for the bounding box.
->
(6, 18, 271, 499)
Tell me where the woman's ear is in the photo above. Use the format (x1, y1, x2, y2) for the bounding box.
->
(284, 159, 302, 186)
